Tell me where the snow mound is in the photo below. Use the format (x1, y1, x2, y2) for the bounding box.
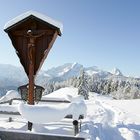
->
(42, 87, 78, 101)
(0, 90, 20, 103)
(18, 100, 87, 124)
(18, 87, 87, 123)
(67, 95, 85, 103)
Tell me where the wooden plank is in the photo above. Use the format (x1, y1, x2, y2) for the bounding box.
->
(0, 98, 70, 105)
(0, 131, 85, 140)
(39, 99, 70, 103)
(0, 111, 20, 115)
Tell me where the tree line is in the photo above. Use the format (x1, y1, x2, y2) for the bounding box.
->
(44, 70, 140, 100)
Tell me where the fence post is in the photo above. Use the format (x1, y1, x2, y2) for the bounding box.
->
(8, 99, 13, 122)
(73, 120, 79, 136)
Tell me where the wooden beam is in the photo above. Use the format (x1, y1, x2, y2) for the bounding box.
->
(13, 29, 55, 36)
(0, 130, 85, 140)
(28, 63, 34, 105)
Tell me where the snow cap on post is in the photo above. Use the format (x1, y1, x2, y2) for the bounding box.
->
(4, 10, 63, 36)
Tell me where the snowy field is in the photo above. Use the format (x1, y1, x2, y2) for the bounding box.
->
(0, 87, 140, 140)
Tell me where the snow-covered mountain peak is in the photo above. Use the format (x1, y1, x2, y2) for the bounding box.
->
(85, 66, 112, 78)
(58, 63, 83, 78)
(57, 63, 81, 76)
(45, 63, 83, 78)
(110, 67, 123, 76)
(71, 62, 78, 68)
(85, 66, 100, 76)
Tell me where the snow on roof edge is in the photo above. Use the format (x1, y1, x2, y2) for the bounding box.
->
(4, 10, 63, 35)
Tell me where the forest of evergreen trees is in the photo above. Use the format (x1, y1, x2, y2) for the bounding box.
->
(44, 71, 140, 100)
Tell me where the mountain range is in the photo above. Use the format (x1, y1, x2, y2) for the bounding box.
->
(36, 62, 123, 83)
(0, 63, 129, 96)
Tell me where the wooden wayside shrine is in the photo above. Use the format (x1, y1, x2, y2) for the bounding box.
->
(4, 11, 63, 130)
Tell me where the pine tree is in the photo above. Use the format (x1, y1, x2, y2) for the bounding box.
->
(78, 69, 89, 100)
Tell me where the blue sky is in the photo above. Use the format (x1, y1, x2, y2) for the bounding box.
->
(0, 0, 140, 77)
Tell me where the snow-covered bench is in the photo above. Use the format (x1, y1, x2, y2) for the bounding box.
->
(19, 100, 87, 122)
(18, 97, 87, 135)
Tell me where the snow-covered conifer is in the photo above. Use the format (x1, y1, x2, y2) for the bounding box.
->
(78, 69, 89, 100)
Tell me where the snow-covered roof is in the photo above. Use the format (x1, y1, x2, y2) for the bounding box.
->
(4, 10, 63, 35)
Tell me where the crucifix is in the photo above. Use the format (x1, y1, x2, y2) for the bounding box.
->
(14, 29, 45, 105)
(14, 30, 46, 65)
(26, 30, 45, 65)
(25, 30, 45, 106)
(4, 11, 62, 131)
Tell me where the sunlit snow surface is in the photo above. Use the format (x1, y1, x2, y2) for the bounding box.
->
(0, 87, 140, 139)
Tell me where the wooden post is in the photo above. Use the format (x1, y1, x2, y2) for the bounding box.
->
(28, 62, 34, 131)
(9, 99, 12, 122)
(28, 63, 34, 105)
(27, 30, 36, 130)
(73, 120, 79, 136)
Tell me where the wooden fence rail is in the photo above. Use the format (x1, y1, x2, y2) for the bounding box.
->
(0, 130, 85, 140)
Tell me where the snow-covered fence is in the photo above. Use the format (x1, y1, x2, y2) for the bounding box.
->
(0, 96, 87, 136)
(0, 98, 71, 122)
(18, 99, 87, 136)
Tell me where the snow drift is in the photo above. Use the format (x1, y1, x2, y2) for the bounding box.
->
(18, 98, 87, 124)
(0, 90, 20, 103)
